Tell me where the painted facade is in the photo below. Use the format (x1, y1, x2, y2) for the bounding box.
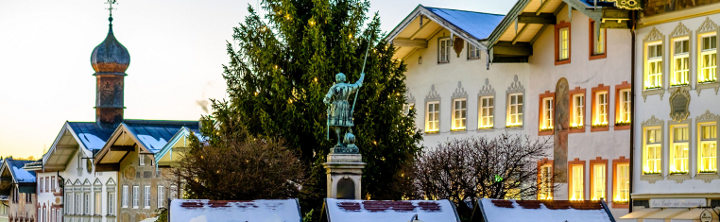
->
(0, 159, 37, 222)
(626, 1, 720, 220)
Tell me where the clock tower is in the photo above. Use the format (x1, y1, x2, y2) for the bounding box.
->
(90, 3, 129, 128)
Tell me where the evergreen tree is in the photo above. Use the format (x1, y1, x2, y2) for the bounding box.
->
(220, 0, 422, 216)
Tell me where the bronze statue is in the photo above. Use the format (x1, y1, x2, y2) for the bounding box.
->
(324, 72, 365, 153)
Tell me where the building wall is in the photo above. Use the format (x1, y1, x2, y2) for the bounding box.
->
(403, 29, 531, 150)
(35, 172, 62, 222)
(0, 200, 8, 222)
(8, 185, 35, 222)
(61, 147, 117, 222)
(117, 151, 178, 222)
(633, 9, 720, 208)
(526, 5, 632, 217)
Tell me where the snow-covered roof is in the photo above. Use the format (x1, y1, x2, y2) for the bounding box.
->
(0, 158, 36, 184)
(322, 198, 460, 222)
(67, 122, 115, 151)
(423, 7, 504, 40)
(154, 126, 203, 163)
(123, 120, 199, 153)
(475, 198, 614, 222)
(169, 199, 301, 222)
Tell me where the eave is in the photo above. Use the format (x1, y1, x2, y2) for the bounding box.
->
(93, 123, 148, 167)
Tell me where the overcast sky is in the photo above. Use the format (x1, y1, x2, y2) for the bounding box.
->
(0, 0, 514, 158)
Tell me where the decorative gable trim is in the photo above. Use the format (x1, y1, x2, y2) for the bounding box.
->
(642, 115, 664, 127)
(697, 17, 718, 34)
(451, 81, 468, 99)
(478, 78, 495, 97)
(425, 85, 441, 102)
(405, 92, 416, 104)
(644, 27, 664, 42)
(696, 110, 720, 122)
(669, 22, 691, 38)
(507, 75, 525, 95)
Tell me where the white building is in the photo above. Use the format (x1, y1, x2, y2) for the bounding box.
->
(624, 1, 720, 221)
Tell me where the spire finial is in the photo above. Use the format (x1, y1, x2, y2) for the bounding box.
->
(106, 0, 117, 22)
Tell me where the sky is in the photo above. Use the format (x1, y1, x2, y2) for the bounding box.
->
(0, 0, 514, 158)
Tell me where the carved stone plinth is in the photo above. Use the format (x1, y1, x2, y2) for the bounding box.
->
(323, 153, 366, 199)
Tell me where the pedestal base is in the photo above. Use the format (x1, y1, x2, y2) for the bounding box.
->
(323, 153, 366, 199)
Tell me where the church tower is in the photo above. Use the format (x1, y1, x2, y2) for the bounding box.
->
(90, 3, 129, 128)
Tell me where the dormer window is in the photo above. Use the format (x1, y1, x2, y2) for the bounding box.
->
(438, 37, 451, 63)
(467, 43, 481, 60)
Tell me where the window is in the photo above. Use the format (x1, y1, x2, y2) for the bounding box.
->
(699, 34, 718, 83)
(506, 93, 523, 127)
(538, 163, 553, 200)
(451, 99, 467, 130)
(425, 101, 439, 133)
(65, 190, 73, 214)
(570, 163, 584, 201)
(616, 89, 631, 125)
(107, 191, 116, 215)
(139, 155, 145, 166)
(698, 123, 717, 173)
(158, 186, 165, 208)
(76, 192, 82, 215)
(132, 185, 139, 208)
(144, 186, 151, 209)
(438, 37, 450, 63)
(671, 38, 690, 86)
(557, 24, 570, 61)
(670, 125, 689, 174)
(51, 177, 55, 192)
(593, 91, 609, 127)
(571, 94, 585, 128)
(540, 97, 554, 131)
(170, 185, 178, 200)
(645, 42, 663, 89)
(467, 43, 481, 60)
(643, 127, 663, 174)
(478, 96, 494, 129)
(589, 20, 606, 57)
(613, 161, 630, 205)
(84, 192, 90, 215)
(40, 178, 44, 193)
(590, 162, 606, 201)
(402, 103, 414, 116)
(94, 191, 101, 215)
(121, 185, 129, 208)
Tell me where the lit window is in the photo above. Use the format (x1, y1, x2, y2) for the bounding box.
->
(698, 123, 717, 173)
(438, 38, 451, 63)
(671, 38, 690, 86)
(591, 163, 606, 201)
(506, 93, 523, 127)
(699, 34, 718, 83)
(451, 99, 467, 130)
(122, 185, 129, 208)
(590, 20, 606, 55)
(571, 94, 584, 128)
(617, 89, 631, 124)
(478, 96, 494, 129)
(538, 164, 553, 200)
(613, 163, 630, 203)
(425, 101, 439, 133)
(144, 186, 151, 209)
(468, 43, 481, 60)
(645, 42, 663, 89)
(643, 127, 662, 174)
(570, 164, 584, 201)
(593, 91, 608, 127)
(158, 186, 165, 208)
(670, 125, 689, 174)
(540, 97, 554, 131)
(402, 103, 414, 116)
(559, 27, 570, 60)
(132, 185, 139, 208)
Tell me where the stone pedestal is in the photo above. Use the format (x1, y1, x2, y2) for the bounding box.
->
(323, 153, 366, 199)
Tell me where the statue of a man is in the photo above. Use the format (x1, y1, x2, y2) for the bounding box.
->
(324, 72, 365, 152)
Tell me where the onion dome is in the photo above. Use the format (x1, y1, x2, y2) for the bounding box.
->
(91, 17, 130, 74)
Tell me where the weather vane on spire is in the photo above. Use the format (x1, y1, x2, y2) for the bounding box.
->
(106, 0, 117, 19)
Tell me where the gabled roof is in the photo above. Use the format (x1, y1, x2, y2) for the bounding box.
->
(0, 158, 36, 184)
(67, 122, 115, 151)
(386, 4, 504, 60)
(41, 121, 114, 171)
(154, 126, 203, 164)
(473, 198, 614, 222)
(94, 120, 199, 165)
(169, 199, 302, 222)
(321, 198, 461, 222)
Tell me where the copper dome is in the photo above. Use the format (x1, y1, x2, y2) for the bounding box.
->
(90, 19, 130, 74)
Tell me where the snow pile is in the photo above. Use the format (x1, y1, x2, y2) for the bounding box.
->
(478, 198, 613, 222)
(324, 198, 460, 222)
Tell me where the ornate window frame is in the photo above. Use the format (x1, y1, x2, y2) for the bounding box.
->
(424, 85, 441, 133)
(695, 110, 720, 182)
(667, 118, 693, 183)
(506, 75, 525, 128)
(451, 82, 468, 131)
(538, 90, 555, 136)
(478, 78, 496, 130)
(696, 17, 720, 95)
(643, 27, 666, 101)
(641, 116, 664, 183)
(669, 22, 692, 89)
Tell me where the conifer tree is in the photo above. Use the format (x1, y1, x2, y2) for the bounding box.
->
(220, 0, 422, 215)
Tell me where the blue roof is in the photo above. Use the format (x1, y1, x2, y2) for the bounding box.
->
(581, 0, 615, 7)
(425, 7, 505, 40)
(3, 159, 35, 183)
(123, 120, 199, 153)
(67, 122, 115, 151)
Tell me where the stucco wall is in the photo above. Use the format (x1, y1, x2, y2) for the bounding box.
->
(61, 147, 118, 222)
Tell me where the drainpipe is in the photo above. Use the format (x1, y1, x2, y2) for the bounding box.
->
(629, 10, 637, 213)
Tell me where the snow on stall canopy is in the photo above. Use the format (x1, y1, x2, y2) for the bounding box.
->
(322, 198, 460, 222)
(122, 120, 199, 153)
(476, 198, 614, 222)
(67, 122, 114, 151)
(169, 199, 301, 222)
(424, 7, 504, 40)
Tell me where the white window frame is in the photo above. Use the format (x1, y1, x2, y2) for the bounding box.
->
(506, 93, 523, 127)
(451, 98, 467, 130)
(132, 185, 139, 209)
(157, 186, 165, 208)
(438, 37, 451, 63)
(670, 124, 690, 174)
(643, 127, 663, 174)
(144, 185, 151, 209)
(541, 97, 553, 130)
(139, 155, 145, 166)
(593, 91, 608, 126)
(121, 185, 129, 208)
(467, 43, 481, 60)
(645, 42, 663, 89)
(425, 101, 440, 133)
(699, 33, 718, 83)
(478, 96, 494, 129)
(107, 190, 116, 215)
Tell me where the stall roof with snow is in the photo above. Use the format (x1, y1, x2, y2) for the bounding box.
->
(321, 198, 460, 222)
(169, 199, 301, 222)
(473, 198, 614, 222)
